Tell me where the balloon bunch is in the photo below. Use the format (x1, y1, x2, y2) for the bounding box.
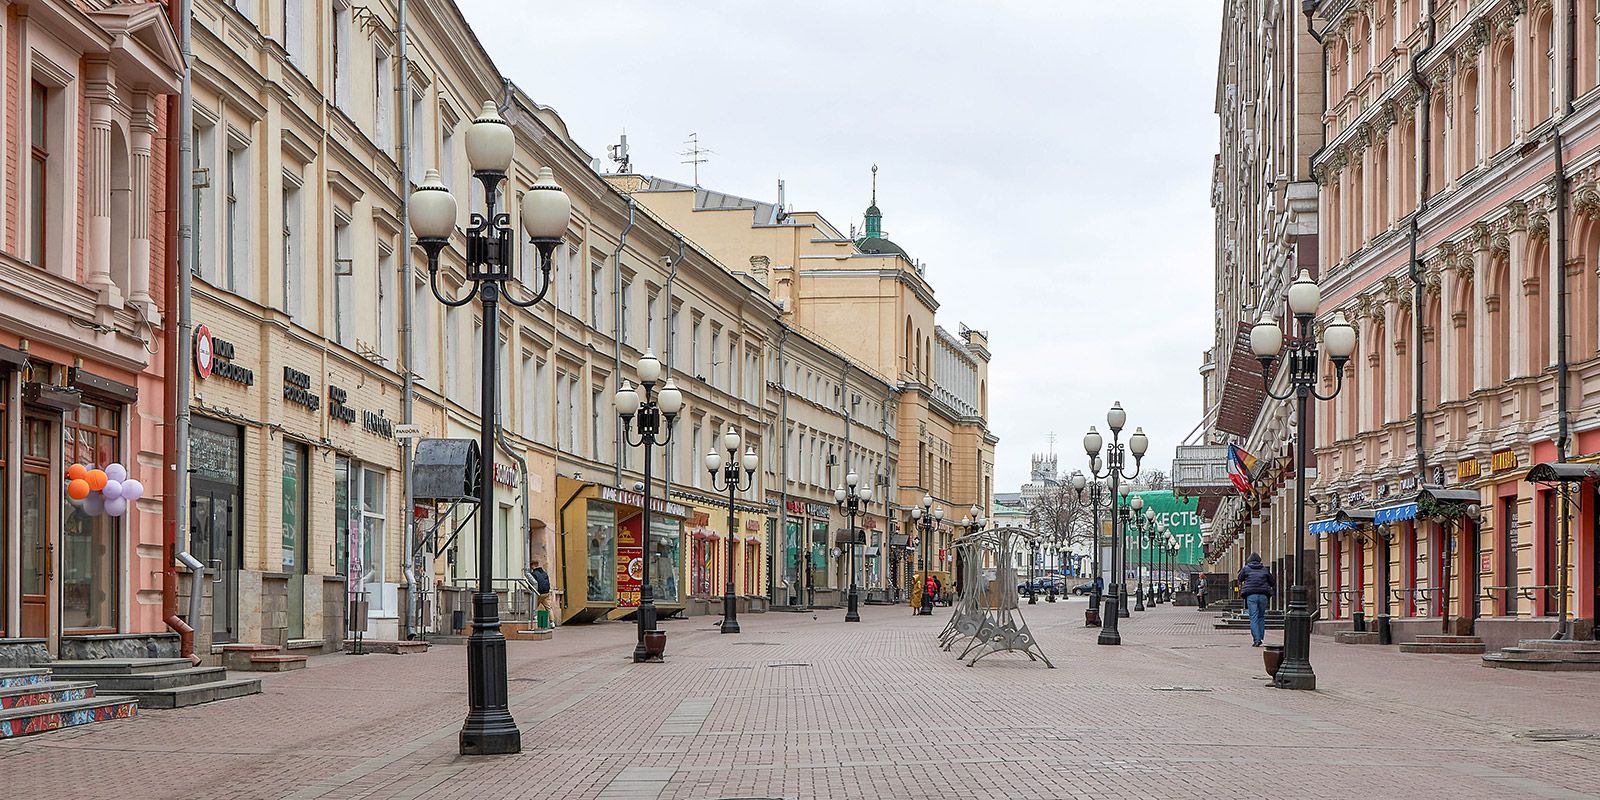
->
(65, 463, 144, 518)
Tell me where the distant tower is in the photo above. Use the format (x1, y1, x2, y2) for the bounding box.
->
(864, 164, 882, 238)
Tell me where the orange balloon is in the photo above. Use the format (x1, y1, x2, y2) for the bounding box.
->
(66, 463, 88, 481)
(86, 469, 108, 492)
(68, 478, 91, 501)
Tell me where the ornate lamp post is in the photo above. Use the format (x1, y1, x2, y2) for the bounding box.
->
(1250, 268, 1357, 691)
(1163, 531, 1178, 602)
(615, 351, 685, 662)
(1084, 403, 1148, 645)
(410, 102, 572, 757)
(1070, 470, 1106, 626)
(911, 495, 942, 615)
(833, 471, 874, 622)
(707, 427, 758, 634)
(1131, 497, 1149, 611)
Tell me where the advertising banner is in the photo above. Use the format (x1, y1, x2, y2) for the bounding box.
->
(617, 514, 643, 608)
(1124, 490, 1203, 565)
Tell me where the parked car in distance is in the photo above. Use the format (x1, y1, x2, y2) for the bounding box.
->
(1070, 581, 1095, 595)
(1017, 576, 1066, 594)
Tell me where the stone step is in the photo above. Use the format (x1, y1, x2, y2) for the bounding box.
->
(0, 680, 97, 709)
(0, 668, 51, 690)
(1397, 641, 1487, 654)
(1334, 631, 1382, 645)
(1482, 653, 1600, 671)
(237, 654, 307, 672)
(1517, 639, 1600, 652)
(285, 639, 325, 652)
(1214, 619, 1285, 630)
(42, 658, 191, 676)
(343, 639, 430, 654)
(1496, 647, 1600, 662)
(71, 666, 230, 691)
(504, 629, 553, 642)
(1413, 635, 1484, 645)
(0, 694, 136, 739)
(119, 677, 262, 709)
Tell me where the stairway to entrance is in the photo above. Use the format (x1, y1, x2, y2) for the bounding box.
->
(1396, 634, 1486, 654)
(0, 667, 136, 739)
(45, 658, 261, 709)
(1482, 639, 1600, 671)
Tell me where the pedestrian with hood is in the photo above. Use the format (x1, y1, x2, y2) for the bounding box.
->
(1237, 553, 1275, 647)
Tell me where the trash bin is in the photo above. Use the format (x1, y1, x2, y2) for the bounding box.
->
(452, 609, 466, 634)
(1376, 614, 1393, 645)
(1352, 611, 1366, 632)
(536, 609, 551, 629)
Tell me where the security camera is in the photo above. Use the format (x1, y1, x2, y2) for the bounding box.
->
(632, 481, 645, 492)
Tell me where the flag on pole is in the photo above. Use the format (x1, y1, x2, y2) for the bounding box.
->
(1227, 444, 1257, 494)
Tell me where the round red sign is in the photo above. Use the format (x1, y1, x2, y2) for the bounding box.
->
(194, 325, 214, 379)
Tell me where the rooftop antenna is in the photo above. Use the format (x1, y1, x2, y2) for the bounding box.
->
(681, 133, 712, 186)
(776, 178, 786, 222)
(607, 131, 631, 174)
(1046, 431, 1055, 455)
(871, 164, 878, 205)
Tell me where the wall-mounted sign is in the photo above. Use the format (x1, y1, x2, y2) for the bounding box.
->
(1400, 475, 1419, 492)
(362, 409, 393, 439)
(599, 485, 689, 518)
(745, 519, 760, 532)
(493, 462, 516, 487)
(688, 511, 711, 527)
(283, 367, 320, 411)
(194, 325, 253, 385)
(1457, 457, 1483, 481)
(1491, 450, 1519, 473)
(328, 385, 356, 424)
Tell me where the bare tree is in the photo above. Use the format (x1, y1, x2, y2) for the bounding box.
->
(1142, 468, 1170, 490)
(1027, 484, 1093, 567)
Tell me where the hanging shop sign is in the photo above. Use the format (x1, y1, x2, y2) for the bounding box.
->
(193, 325, 253, 385)
(1491, 450, 1520, 473)
(493, 462, 516, 487)
(1457, 457, 1483, 481)
(282, 367, 320, 411)
(328, 385, 357, 424)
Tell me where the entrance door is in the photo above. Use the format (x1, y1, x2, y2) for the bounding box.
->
(1378, 533, 1391, 617)
(191, 481, 239, 642)
(1464, 519, 1481, 630)
(281, 442, 308, 641)
(19, 416, 55, 638)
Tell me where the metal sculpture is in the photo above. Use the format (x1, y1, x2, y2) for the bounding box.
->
(938, 524, 1053, 668)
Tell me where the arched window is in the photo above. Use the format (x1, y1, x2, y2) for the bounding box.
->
(1577, 219, 1600, 357)
(1450, 272, 1476, 401)
(904, 316, 913, 375)
(1422, 291, 1442, 404)
(1492, 42, 1513, 152)
(1486, 255, 1511, 386)
(1459, 69, 1480, 175)
(1429, 93, 1447, 193)
(1522, 238, 1550, 375)
(1374, 142, 1390, 230)
(1531, 11, 1555, 123)
(1399, 115, 1417, 215)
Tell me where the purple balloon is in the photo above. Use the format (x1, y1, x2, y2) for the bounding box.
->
(104, 497, 128, 518)
(82, 493, 105, 516)
(101, 480, 124, 501)
(121, 479, 145, 502)
(105, 463, 128, 483)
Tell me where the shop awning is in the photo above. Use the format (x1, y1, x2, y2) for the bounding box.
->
(1526, 463, 1600, 483)
(1374, 502, 1417, 525)
(1309, 519, 1352, 535)
(1336, 508, 1376, 527)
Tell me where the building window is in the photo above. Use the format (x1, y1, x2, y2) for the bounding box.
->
(591, 386, 603, 459)
(536, 357, 550, 445)
(332, 1, 352, 110)
(333, 215, 353, 346)
(359, 467, 387, 611)
(282, 0, 303, 65)
(710, 328, 721, 388)
(590, 261, 603, 326)
(691, 316, 703, 379)
(412, 277, 431, 382)
(29, 83, 49, 269)
(374, 48, 393, 153)
(620, 277, 632, 344)
(282, 179, 302, 317)
(692, 424, 703, 488)
(646, 290, 659, 350)
(225, 144, 249, 294)
(378, 245, 395, 362)
(62, 401, 121, 631)
(520, 350, 536, 435)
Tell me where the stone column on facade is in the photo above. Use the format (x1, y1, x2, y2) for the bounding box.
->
(1386, 122, 1401, 232)
(1439, 254, 1463, 403)
(1383, 291, 1401, 426)
(1339, 163, 1353, 263)
(1472, 238, 1492, 392)
(85, 58, 124, 310)
(1505, 224, 1530, 378)
(1544, 208, 1565, 374)
(128, 93, 157, 322)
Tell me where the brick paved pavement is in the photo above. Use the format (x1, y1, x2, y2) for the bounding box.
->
(5, 599, 1600, 799)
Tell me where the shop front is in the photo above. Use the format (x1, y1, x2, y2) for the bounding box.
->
(678, 492, 769, 617)
(791, 500, 839, 608)
(557, 479, 687, 624)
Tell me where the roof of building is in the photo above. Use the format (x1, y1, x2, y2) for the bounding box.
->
(635, 175, 785, 225)
(855, 235, 907, 256)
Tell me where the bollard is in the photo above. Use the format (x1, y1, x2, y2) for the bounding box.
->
(1376, 614, 1393, 645)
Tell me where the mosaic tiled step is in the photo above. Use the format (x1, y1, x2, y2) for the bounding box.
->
(0, 680, 98, 711)
(0, 668, 51, 690)
(0, 694, 136, 739)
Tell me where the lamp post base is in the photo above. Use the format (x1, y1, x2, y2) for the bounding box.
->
(845, 586, 861, 622)
(720, 593, 740, 634)
(1097, 591, 1121, 645)
(1274, 585, 1316, 690)
(1134, 590, 1146, 611)
(459, 724, 522, 756)
(460, 594, 520, 755)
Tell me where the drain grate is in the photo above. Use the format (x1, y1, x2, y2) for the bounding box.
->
(1151, 686, 1213, 692)
(1516, 730, 1598, 742)
(767, 662, 810, 668)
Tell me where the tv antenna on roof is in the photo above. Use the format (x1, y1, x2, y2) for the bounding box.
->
(681, 133, 713, 186)
(607, 131, 631, 174)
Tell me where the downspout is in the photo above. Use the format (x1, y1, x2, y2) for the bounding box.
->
(165, 0, 199, 665)
(776, 323, 791, 605)
(611, 199, 636, 488)
(839, 360, 852, 594)
(1552, 0, 1577, 638)
(397, 0, 418, 640)
(659, 233, 684, 515)
(1407, 3, 1438, 489)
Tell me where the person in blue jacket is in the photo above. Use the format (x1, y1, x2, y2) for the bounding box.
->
(1236, 553, 1276, 647)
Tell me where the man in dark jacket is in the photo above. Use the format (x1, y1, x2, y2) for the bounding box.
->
(1236, 553, 1275, 646)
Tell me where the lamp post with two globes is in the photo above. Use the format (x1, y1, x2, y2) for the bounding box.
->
(1249, 268, 1357, 690)
(409, 101, 572, 756)
(707, 428, 758, 634)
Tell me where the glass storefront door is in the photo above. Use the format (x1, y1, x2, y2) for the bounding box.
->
(190, 418, 242, 643)
(282, 442, 308, 640)
(20, 416, 54, 638)
(63, 401, 120, 631)
(648, 517, 682, 604)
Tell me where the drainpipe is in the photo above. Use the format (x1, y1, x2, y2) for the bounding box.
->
(612, 200, 636, 488)
(775, 323, 791, 605)
(1407, 3, 1438, 490)
(658, 234, 684, 513)
(397, 0, 419, 640)
(163, 0, 199, 665)
(1551, 0, 1577, 639)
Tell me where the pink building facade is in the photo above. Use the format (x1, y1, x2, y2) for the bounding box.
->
(1306, 0, 1600, 647)
(0, 0, 180, 663)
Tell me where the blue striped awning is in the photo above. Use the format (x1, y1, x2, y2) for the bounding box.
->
(1309, 519, 1352, 536)
(1374, 502, 1418, 525)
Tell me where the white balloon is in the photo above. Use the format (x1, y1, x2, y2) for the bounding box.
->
(105, 463, 128, 483)
(121, 479, 145, 502)
(104, 497, 128, 518)
(82, 493, 105, 516)
(101, 480, 124, 500)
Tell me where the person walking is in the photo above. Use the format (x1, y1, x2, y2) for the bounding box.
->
(529, 558, 555, 630)
(1237, 553, 1275, 647)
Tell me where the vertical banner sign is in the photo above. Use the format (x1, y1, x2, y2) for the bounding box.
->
(1125, 491, 1204, 565)
(617, 514, 643, 608)
(347, 518, 362, 600)
(281, 455, 298, 571)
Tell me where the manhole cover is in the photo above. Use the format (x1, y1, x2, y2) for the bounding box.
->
(767, 662, 810, 668)
(1516, 730, 1598, 742)
(1151, 686, 1213, 692)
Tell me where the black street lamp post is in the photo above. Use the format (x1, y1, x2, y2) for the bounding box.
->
(1070, 471, 1105, 626)
(410, 103, 572, 757)
(615, 352, 685, 662)
(1250, 269, 1357, 691)
(1163, 533, 1178, 603)
(1084, 403, 1148, 645)
(707, 427, 758, 634)
(1132, 498, 1151, 611)
(834, 471, 874, 622)
(912, 494, 942, 615)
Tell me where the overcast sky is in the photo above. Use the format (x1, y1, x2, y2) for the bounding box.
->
(457, 1, 1221, 492)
